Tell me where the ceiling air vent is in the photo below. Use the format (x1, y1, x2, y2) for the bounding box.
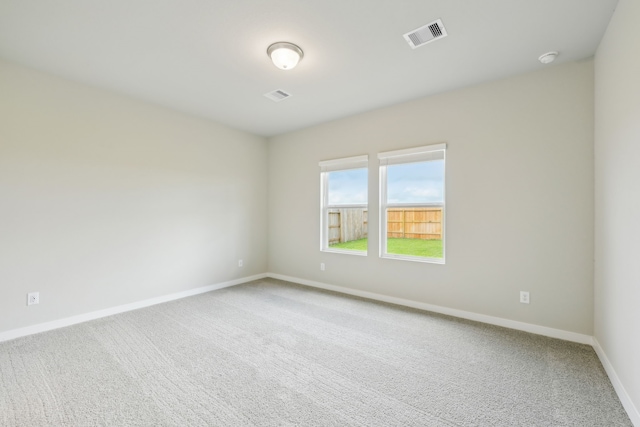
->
(403, 19, 447, 49)
(264, 89, 292, 102)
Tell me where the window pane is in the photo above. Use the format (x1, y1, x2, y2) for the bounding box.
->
(387, 160, 444, 204)
(325, 168, 368, 253)
(384, 159, 444, 261)
(328, 168, 368, 205)
(385, 208, 443, 258)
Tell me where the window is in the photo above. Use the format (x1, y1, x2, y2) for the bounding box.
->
(320, 155, 368, 254)
(378, 144, 446, 263)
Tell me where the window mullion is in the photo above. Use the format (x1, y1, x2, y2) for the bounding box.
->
(379, 165, 388, 257)
(320, 172, 329, 250)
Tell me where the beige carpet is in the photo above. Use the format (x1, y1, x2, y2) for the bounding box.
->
(0, 278, 632, 426)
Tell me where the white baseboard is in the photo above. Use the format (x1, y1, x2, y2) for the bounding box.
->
(0, 273, 267, 343)
(593, 338, 640, 426)
(267, 273, 594, 345)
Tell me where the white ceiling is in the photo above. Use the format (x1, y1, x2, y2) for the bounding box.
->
(0, 0, 618, 137)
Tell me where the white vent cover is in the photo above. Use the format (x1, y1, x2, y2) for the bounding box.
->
(403, 19, 447, 49)
(264, 89, 292, 102)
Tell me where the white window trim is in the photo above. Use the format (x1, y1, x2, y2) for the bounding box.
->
(320, 155, 369, 255)
(378, 143, 446, 264)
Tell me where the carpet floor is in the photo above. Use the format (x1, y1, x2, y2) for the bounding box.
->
(0, 278, 632, 426)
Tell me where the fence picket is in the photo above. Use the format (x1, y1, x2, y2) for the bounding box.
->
(329, 207, 442, 244)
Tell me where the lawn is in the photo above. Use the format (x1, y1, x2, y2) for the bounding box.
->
(330, 238, 443, 258)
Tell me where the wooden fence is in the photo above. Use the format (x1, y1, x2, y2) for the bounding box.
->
(328, 208, 368, 245)
(329, 207, 442, 244)
(387, 207, 442, 240)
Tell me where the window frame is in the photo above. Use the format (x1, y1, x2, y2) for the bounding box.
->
(378, 143, 446, 264)
(319, 155, 369, 255)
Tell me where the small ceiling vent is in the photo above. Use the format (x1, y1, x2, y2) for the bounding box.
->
(403, 19, 447, 49)
(264, 89, 292, 102)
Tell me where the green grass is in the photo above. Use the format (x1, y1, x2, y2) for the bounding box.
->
(330, 238, 369, 251)
(330, 238, 443, 258)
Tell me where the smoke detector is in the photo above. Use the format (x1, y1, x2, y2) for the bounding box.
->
(538, 51, 558, 64)
(403, 19, 448, 49)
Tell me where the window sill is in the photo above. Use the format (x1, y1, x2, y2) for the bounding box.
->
(322, 248, 368, 256)
(380, 253, 445, 264)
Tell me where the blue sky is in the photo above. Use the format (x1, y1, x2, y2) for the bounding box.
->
(387, 160, 444, 203)
(328, 160, 444, 205)
(328, 168, 368, 204)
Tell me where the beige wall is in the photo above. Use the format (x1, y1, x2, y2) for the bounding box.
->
(595, 0, 640, 419)
(0, 60, 268, 333)
(1, 58, 597, 339)
(268, 60, 595, 335)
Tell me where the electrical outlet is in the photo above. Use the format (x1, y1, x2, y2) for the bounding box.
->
(320, 263, 325, 271)
(520, 291, 530, 304)
(27, 292, 39, 306)
(238, 259, 243, 267)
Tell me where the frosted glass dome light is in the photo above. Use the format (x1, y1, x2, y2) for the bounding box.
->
(267, 42, 304, 70)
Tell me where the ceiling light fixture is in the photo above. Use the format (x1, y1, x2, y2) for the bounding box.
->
(267, 42, 304, 70)
(538, 51, 558, 64)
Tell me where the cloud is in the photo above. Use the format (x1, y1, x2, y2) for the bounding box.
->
(328, 168, 368, 205)
(387, 160, 444, 203)
(325, 160, 445, 205)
